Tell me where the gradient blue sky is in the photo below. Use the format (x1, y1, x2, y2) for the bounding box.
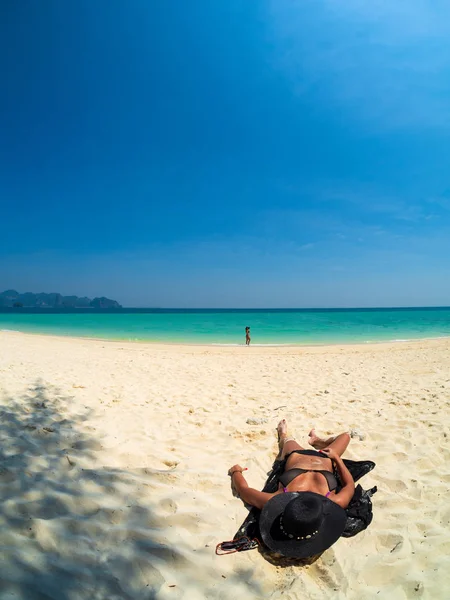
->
(1, 0, 449, 307)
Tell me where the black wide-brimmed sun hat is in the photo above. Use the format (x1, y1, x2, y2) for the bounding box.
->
(259, 492, 347, 558)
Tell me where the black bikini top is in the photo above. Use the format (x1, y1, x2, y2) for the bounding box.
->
(278, 468, 338, 491)
(278, 449, 338, 491)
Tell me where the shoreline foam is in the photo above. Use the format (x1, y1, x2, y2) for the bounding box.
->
(2, 328, 450, 349)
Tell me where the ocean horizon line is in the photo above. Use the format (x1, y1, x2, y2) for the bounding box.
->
(1, 305, 450, 313)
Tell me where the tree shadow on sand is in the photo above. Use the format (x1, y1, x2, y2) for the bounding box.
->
(0, 382, 262, 600)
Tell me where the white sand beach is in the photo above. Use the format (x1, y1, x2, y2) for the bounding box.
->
(1, 332, 449, 599)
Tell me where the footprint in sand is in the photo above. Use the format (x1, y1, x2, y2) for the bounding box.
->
(377, 532, 405, 553)
(362, 563, 405, 587)
(159, 498, 178, 514)
(10, 496, 69, 520)
(0, 466, 16, 483)
(378, 477, 408, 494)
(162, 459, 179, 468)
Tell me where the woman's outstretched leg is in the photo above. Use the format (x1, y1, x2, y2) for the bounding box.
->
(308, 428, 350, 457)
(277, 419, 304, 459)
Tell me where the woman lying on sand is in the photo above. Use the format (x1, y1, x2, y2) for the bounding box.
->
(228, 420, 355, 557)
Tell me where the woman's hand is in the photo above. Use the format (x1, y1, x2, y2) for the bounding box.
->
(228, 464, 245, 476)
(319, 448, 339, 461)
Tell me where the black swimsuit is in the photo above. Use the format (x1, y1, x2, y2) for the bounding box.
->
(279, 449, 338, 493)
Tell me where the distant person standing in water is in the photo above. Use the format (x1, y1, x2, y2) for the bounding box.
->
(245, 326, 251, 346)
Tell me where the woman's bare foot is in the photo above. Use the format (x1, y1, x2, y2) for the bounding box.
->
(277, 419, 288, 446)
(308, 428, 330, 450)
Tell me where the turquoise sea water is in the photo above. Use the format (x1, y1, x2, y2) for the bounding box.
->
(0, 308, 449, 345)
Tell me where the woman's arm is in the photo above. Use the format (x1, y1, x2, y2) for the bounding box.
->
(228, 465, 273, 509)
(319, 449, 355, 509)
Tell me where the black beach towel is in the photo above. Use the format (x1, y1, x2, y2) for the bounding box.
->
(217, 458, 377, 554)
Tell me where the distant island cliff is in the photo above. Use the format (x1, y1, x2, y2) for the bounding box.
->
(0, 290, 122, 309)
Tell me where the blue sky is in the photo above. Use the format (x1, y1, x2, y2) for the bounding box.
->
(1, 0, 449, 307)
